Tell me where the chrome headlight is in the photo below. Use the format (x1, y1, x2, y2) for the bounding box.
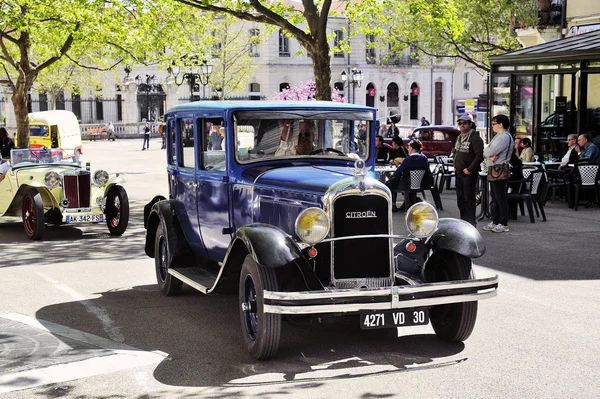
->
(93, 170, 109, 186)
(295, 207, 330, 245)
(44, 171, 61, 188)
(406, 202, 438, 238)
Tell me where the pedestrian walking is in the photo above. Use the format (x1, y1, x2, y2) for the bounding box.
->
(141, 122, 151, 150)
(452, 114, 484, 227)
(483, 114, 513, 233)
(158, 122, 166, 149)
(420, 117, 430, 126)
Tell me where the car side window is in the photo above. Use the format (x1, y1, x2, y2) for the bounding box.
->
(167, 119, 176, 165)
(419, 130, 432, 141)
(200, 118, 225, 171)
(180, 118, 195, 169)
(433, 130, 447, 141)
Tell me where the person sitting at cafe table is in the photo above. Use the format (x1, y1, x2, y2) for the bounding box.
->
(519, 137, 534, 162)
(386, 139, 428, 212)
(559, 134, 580, 168)
(375, 135, 391, 164)
(576, 133, 600, 163)
(390, 136, 408, 162)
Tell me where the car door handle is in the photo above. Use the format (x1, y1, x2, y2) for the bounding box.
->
(186, 181, 198, 188)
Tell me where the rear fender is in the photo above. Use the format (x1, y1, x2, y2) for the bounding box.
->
(144, 199, 192, 262)
(428, 218, 486, 259)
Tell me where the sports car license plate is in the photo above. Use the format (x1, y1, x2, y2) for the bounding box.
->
(360, 309, 429, 330)
(66, 214, 103, 224)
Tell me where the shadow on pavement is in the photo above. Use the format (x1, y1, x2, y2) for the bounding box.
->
(35, 284, 466, 389)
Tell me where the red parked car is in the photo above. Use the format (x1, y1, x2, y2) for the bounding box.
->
(385, 125, 460, 158)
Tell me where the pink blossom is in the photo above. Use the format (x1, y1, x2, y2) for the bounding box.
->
(273, 80, 346, 102)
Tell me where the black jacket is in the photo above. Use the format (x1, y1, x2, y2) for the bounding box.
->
(0, 137, 15, 158)
(452, 130, 484, 175)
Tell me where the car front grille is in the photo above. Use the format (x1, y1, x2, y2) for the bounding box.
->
(331, 194, 392, 287)
(63, 173, 91, 208)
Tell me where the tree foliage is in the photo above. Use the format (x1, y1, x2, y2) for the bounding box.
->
(0, 0, 206, 146)
(349, 0, 536, 72)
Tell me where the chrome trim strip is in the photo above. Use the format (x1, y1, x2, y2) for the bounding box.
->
(263, 276, 498, 301)
(168, 269, 209, 294)
(320, 234, 419, 244)
(264, 290, 497, 314)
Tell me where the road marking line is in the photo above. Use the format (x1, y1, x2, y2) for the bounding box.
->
(0, 314, 166, 394)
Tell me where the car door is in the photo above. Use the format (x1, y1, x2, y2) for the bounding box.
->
(196, 117, 231, 262)
(169, 116, 208, 256)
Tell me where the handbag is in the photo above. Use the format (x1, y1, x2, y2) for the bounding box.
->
(488, 163, 510, 181)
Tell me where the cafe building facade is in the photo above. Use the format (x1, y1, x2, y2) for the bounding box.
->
(488, 29, 600, 159)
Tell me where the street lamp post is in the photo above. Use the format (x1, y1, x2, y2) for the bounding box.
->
(133, 74, 159, 121)
(169, 59, 213, 101)
(341, 68, 364, 104)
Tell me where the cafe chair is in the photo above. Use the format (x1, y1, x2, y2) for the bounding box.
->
(507, 169, 547, 223)
(543, 167, 569, 205)
(391, 167, 439, 210)
(573, 163, 600, 211)
(435, 155, 455, 193)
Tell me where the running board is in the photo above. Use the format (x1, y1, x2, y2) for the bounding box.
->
(169, 267, 218, 294)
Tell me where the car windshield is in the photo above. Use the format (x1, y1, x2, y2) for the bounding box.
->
(10, 148, 80, 168)
(30, 125, 49, 137)
(233, 110, 373, 163)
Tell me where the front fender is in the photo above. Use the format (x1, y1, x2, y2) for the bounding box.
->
(234, 223, 304, 268)
(104, 175, 127, 194)
(428, 218, 486, 258)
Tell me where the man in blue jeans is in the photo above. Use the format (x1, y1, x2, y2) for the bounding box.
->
(452, 114, 484, 226)
(142, 122, 151, 150)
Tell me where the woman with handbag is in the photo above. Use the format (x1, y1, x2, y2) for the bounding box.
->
(483, 114, 514, 233)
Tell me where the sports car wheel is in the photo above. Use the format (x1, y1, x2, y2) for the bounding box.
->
(105, 185, 129, 236)
(22, 189, 45, 240)
(154, 223, 183, 296)
(425, 250, 478, 342)
(239, 255, 281, 360)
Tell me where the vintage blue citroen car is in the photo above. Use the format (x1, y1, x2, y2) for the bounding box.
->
(144, 101, 498, 360)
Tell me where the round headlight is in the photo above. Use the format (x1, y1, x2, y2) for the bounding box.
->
(93, 170, 109, 186)
(44, 171, 61, 188)
(295, 207, 330, 245)
(405, 202, 439, 238)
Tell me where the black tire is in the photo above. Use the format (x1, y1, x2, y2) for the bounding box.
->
(239, 255, 281, 360)
(425, 250, 478, 342)
(154, 223, 183, 296)
(105, 185, 129, 236)
(21, 188, 45, 240)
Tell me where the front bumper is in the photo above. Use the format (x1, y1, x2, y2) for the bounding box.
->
(263, 275, 498, 314)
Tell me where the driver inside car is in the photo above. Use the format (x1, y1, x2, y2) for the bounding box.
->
(0, 159, 10, 183)
(296, 119, 315, 155)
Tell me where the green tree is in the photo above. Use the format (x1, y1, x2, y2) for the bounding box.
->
(174, 0, 342, 101)
(0, 0, 205, 147)
(349, 0, 535, 72)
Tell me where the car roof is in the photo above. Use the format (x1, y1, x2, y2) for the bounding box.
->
(168, 100, 375, 113)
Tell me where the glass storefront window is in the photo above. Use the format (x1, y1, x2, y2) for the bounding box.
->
(514, 75, 534, 140)
(585, 73, 600, 139)
(537, 65, 559, 70)
(492, 76, 510, 120)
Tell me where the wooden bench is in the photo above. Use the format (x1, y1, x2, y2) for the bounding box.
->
(86, 127, 107, 141)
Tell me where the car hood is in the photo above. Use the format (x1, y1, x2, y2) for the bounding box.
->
(14, 164, 83, 182)
(252, 165, 355, 194)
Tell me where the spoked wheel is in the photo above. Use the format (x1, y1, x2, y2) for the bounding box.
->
(239, 255, 281, 360)
(105, 185, 129, 236)
(22, 189, 45, 240)
(425, 250, 478, 342)
(154, 223, 183, 296)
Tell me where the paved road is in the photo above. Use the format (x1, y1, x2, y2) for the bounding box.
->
(1, 138, 599, 398)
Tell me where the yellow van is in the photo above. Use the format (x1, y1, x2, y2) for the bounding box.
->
(16, 110, 83, 154)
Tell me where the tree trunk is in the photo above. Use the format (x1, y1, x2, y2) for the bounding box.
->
(12, 81, 31, 149)
(310, 42, 332, 101)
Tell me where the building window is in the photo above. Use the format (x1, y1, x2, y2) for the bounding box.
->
(249, 28, 260, 57)
(410, 82, 419, 120)
(116, 94, 123, 121)
(95, 96, 104, 121)
(279, 82, 290, 92)
(279, 29, 290, 57)
(249, 82, 261, 100)
(71, 94, 81, 120)
(464, 71, 470, 91)
(386, 83, 399, 107)
(56, 90, 65, 110)
(334, 30, 344, 58)
(366, 35, 376, 64)
(39, 92, 48, 112)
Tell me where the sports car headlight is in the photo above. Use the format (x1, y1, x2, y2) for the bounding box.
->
(93, 170, 109, 186)
(406, 202, 438, 238)
(44, 172, 61, 188)
(295, 207, 330, 245)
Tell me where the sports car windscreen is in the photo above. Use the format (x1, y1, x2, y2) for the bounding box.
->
(233, 110, 373, 163)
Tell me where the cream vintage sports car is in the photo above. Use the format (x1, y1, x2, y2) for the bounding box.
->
(0, 148, 129, 240)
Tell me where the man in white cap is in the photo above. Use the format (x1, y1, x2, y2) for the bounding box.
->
(452, 114, 484, 226)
